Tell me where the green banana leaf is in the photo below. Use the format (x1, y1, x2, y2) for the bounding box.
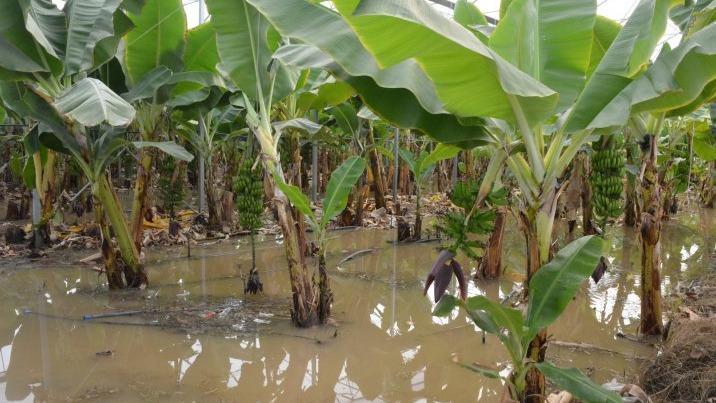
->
(206, 0, 297, 105)
(272, 118, 323, 138)
(169, 72, 226, 89)
(124, 0, 186, 85)
(328, 103, 359, 137)
(453, 0, 489, 43)
(19, 0, 67, 61)
(53, 77, 136, 127)
(0, 0, 56, 76)
(170, 86, 225, 112)
(93, 3, 137, 70)
(63, 0, 124, 75)
(398, 148, 418, 177)
(122, 66, 173, 103)
(535, 362, 621, 403)
(524, 235, 604, 344)
(585, 23, 716, 129)
(183, 22, 219, 76)
(454, 0, 488, 28)
(173, 115, 207, 157)
(399, 144, 460, 183)
(92, 126, 132, 178)
(694, 119, 716, 161)
(321, 156, 366, 229)
(432, 294, 461, 317)
(278, 44, 491, 148)
(4, 0, 132, 79)
(21, 124, 42, 189)
(92, 128, 193, 181)
(0, 82, 80, 155)
(133, 141, 193, 162)
(689, 3, 716, 40)
(274, 174, 319, 231)
(459, 363, 502, 380)
(432, 294, 514, 352)
(420, 144, 461, 174)
(466, 296, 524, 339)
(246, 0, 492, 148)
(633, 24, 716, 117)
(500, 0, 514, 19)
(670, 0, 716, 39)
(343, 0, 558, 127)
(565, 0, 672, 132)
(490, 0, 596, 112)
(296, 76, 354, 114)
(586, 16, 622, 80)
(173, 22, 221, 95)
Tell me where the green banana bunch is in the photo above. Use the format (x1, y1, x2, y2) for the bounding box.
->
(590, 136, 625, 220)
(234, 160, 265, 230)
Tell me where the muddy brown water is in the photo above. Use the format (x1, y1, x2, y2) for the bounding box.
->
(1, 209, 714, 402)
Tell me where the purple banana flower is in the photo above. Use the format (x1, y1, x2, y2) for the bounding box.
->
(423, 249, 468, 301)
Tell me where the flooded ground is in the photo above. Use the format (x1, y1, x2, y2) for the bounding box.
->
(1, 208, 714, 402)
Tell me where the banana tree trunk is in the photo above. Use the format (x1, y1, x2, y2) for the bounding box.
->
(661, 183, 674, 220)
(658, 161, 674, 220)
(254, 126, 319, 327)
(367, 125, 387, 209)
(565, 153, 583, 233)
(205, 155, 221, 226)
(520, 212, 547, 403)
(93, 195, 125, 289)
(436, 160, 444, 192)
(581, 155, 597, 235)
(318, 254, 332, 323)
(130, 148, 153, 250)
(289, 133, 310, 257)
(96, 173, 148, 288)
(320, 149, 329, 194)
(221, 190, 234, 224)
(478, 206, 506, 279)
(462, 150, 474, 180)
(625, 143, 640, 226)
(700, 161, 715, 207)
(414, 186, 422, 240)
(519, 186, 559, 403)
(37, 150, 57, 246)
(639, 134, 664, 336)
(167, 162, 184, 217)
(400, 157, 410, 196)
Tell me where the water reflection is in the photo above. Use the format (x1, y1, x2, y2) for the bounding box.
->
(0, 209, 713, 401)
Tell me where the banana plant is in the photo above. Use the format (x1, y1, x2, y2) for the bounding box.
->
(0, 0, 193, 289)
(275, 156, 366, 323)
(121, 10, 230, 239)
(174, 105, 245, 225)
(429, 235, 620, 402)
(271, 75, 348, 255)
(120, 0, 188, 246)
(0, 0, 133, 243)
(3, 80, 191, 288)
(0, 0, 139, 284)
(249, 0, 716, 397)
(206, 0, 328, 326)
(398, 142, 460, 240)
(695, 103, 716, 206)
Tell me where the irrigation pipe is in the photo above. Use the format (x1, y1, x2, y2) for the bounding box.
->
(82, 310, 143, 320)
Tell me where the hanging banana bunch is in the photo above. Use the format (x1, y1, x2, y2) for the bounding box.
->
(234, 159, 265, 289)
(234, 160, 264, 231)
(590, 136, 625, 221)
